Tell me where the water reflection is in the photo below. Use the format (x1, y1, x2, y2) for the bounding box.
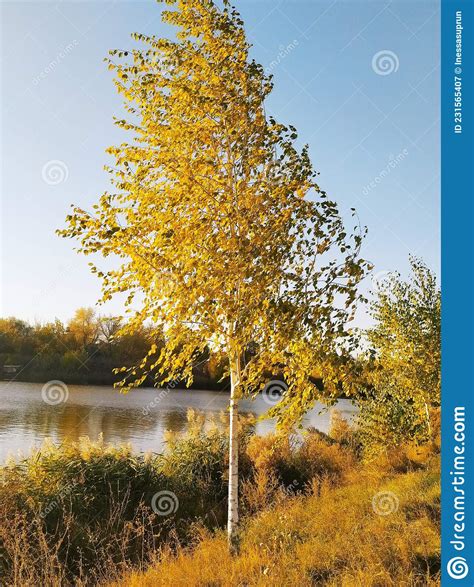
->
(0, 382, 357, 462)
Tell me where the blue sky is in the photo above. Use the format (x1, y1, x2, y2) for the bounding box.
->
(0, 0, 440, 324)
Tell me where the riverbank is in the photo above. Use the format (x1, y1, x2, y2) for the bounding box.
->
(0, 412, 440, 586)
(0, 381, 358, 462)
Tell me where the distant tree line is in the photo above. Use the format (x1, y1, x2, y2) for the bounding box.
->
(0, 308, 227, 388)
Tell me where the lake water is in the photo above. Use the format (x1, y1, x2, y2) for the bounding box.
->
(0, 381, 357, 462)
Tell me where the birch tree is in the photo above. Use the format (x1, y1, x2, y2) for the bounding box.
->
(59, 0, 369, 552)
(361, 256, 440, 447)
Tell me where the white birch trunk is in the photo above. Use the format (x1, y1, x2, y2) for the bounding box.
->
(424, 401, 432, 438)
(227, 351, 240, 554)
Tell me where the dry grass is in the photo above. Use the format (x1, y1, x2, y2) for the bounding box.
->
(113, 456, 440, 587)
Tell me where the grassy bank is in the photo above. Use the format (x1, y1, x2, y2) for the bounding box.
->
(116, 462, 440, 586)
(0, 412, 440, 586)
